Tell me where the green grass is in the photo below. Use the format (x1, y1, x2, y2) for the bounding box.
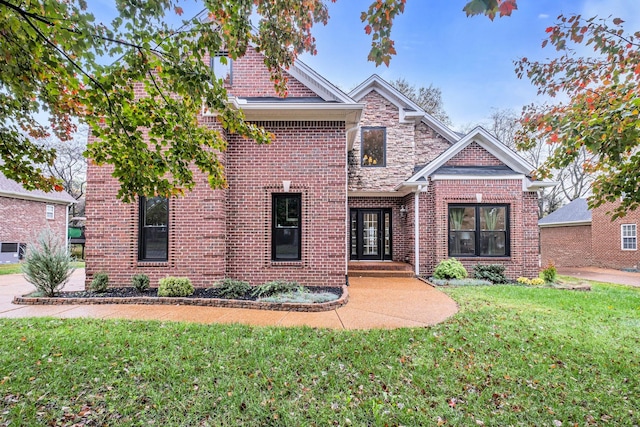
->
(0, 261, 85, 275)
(1, 283, 638, 426)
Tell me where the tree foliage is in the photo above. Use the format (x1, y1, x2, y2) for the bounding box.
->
(390, 78, 451, 125)
(515, 14, 640, 218)
(1, 0, 515, 202)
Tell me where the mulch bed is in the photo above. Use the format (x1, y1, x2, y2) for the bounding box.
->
(13, 286, 348, 313)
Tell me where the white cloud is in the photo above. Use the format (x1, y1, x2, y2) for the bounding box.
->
(538, 13, 549, 19)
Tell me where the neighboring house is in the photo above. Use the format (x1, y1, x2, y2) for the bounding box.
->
(85, 47, 551, 287)
(539, 198, 640, 270)
(0, 172, 76, 264)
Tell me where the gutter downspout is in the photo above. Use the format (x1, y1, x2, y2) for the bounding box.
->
(65, 203, 70, 252)
(414, 185, 422, 276)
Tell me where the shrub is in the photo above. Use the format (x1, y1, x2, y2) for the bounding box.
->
(516, 277, 531, 285)
(158, 277, 194, 297)
(433, 258, 467, 280)
(90, 272, 109, 293)
(473, 264, 508, 284)
(541, 262, 557, 283)
(259, 289, 339, 303)
(131, 274, 150, 292)
(21, 229, 75, 297)
(215, 278, 251, 299)
(251, 280, 304, 298)
(529, 278, 545, 286)
(429, 277, 492, 286)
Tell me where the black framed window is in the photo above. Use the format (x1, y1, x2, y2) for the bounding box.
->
(449, 204, 509, 257)
(211, 52, 232, 85)
(361, 127, 386, 167)
(272, 194, 301, 261)
(139, 196, 169, 261)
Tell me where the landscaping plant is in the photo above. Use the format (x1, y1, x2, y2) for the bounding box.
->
(251, 280, 303, 298)
(432, 258, 467, 280)
(473, 264, 508, 284)
(90, 272, 109, 293)
(158, 277, 194, 297)
(131, 274, 150, 292)
(541, 262, 557, 283)
(21, 228, 75, 297)
(215, 278, 252, 299)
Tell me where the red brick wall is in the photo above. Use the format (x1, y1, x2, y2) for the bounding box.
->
(445, 142, 504, 167)
(540, 225, 592, 267)
(226, 120, 347, 287)
(0, 196, 68, 245)
(591, 202, 640, 270)
(421, 178, 539, 279)
(206, 47, 317, 98)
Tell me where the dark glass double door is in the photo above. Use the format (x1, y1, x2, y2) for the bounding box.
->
(350, 209, 392, 260)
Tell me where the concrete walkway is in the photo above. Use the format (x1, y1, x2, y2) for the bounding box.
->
(0, 269, 458, 329)
(558, 266, 640, 288)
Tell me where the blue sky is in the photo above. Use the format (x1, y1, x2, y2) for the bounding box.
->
(296, 0, 640, 130)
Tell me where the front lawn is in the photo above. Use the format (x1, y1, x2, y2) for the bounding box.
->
(1, 282, 638, 426)
(0, 261, 85, 276)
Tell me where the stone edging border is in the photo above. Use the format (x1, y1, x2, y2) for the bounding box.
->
(13, 285, 349, 313)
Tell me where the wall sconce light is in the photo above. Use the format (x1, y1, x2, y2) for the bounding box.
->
(476, 193, 483, 203)
(400, 205, 408, 218)
(282, 180, 291, 192)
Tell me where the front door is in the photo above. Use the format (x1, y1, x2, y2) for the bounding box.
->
(350, 209, 392, 260)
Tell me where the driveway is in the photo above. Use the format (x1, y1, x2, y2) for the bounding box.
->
(558, 266, 640, 288)
(0, 269, 458, 329)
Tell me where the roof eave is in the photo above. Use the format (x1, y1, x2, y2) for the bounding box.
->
(0, 190, 76, 205)
(539, 220, 592, 228)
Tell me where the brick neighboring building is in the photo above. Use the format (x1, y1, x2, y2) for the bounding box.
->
(0, 173, 76, 264)
(85, 52, 551, 288)
(540, 198, 640, 270)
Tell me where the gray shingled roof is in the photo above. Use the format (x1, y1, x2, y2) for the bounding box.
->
(538, 198, 591, 226)
(0, 173, 76, 204)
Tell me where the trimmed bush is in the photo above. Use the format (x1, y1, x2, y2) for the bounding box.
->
(251, 280, 303, 298)
(473, 264, 508, 284)
(541, 262, 557, 283)
(516, 277, 531, 285)
(433, 258, 468, 280)
(530, 278, 545, 286)
(132, 274, 150, 292)
(215, 278, 251, 299)
(21, 229, 75, 297)
(158, 277, 194, 297)
(90, 272, 109, 293)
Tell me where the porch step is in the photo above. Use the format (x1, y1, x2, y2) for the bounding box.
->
(348, 269, 415, 278)
(348, 261, 414, 278)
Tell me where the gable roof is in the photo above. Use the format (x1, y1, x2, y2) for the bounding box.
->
(399, 126, 556, 192)
(0, 173, 76, 205)
(348, 75, 460, 144)
(538, 198, 592, 227)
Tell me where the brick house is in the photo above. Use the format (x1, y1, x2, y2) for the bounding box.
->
(85, 49, 549, 287)
(0, 172, 76, 264)
(540, 198, 640, 270)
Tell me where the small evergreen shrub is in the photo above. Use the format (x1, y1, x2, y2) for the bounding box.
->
(131, 274, 150, 292)
(516, 277, 531, 285)
(433, 258, 468, 280)
(541, 262, 557, 283)
(21, 229, 75, 297)
(215, 278, 251, 299)
(530, 278, 545, 286)
(158, 277, 194, 297)
(90, 272, 109, 293)
(473, 264, 508, 284)
(251, 280, 303, 298)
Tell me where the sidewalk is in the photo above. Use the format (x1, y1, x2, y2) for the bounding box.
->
(558, 266, 640, 288)
(0, 269, 458, 329)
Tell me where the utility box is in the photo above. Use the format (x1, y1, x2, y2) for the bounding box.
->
(0, 242, 25, 264)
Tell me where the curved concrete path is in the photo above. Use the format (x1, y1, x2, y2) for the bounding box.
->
(0, 269, 458, 329)
(558, 266, 640, 288)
